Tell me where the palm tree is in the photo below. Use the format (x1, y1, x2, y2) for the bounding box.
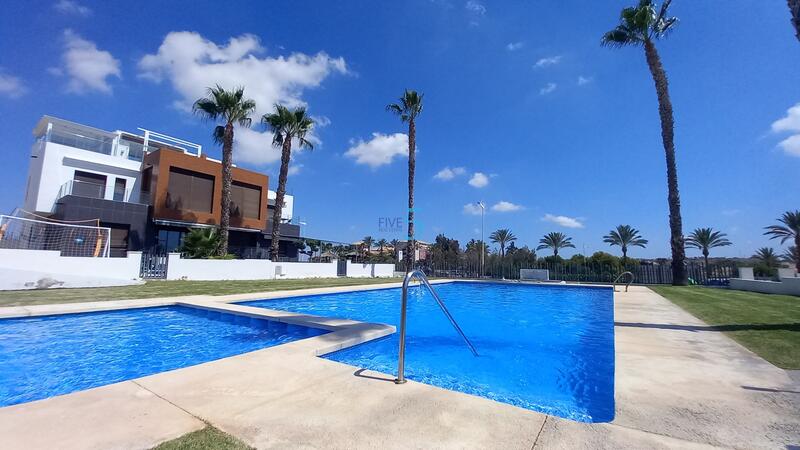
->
(603, 225, 648, 265)
(377, 238, 388, 255)
(753, 247, 780, 268)
(782, 246, 798, 265)
(178, 228, 222, 259)
(390, 239, 400, 260)
(387, 90, 424, 271)
(262, 105, 315, 260)
(361, 236, 374, 257)
(536, 232, 575, 257)
(685, 227, 732, 269)
(789, 0, 800, 41)
(489, 228, 517, 258)
(602, 0, 687, 286)
(193, 85, 256, 256)
(764, 210, 800, 272)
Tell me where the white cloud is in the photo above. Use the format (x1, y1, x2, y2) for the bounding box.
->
(539, 82, 557, 95)
(434, 166, 466, 181)
(288, 163, 304, 176)
(491, 201, 523, 212)
(58, 30, 121, 94)
(465, 0, 486, 15)
(0, 71, 27, 98)
(463, 203, 483, 215)
(721, 208, 742, 216)
(771, 103, 800, 133)
(468, 172, 489, 188)
(534, 55, 562, 68)
(578, 75, 593, 86)
(344, 132, 408, 168)
(506, 42, 524, 51)
(138, 31, 346, 164)
(311, 115, 331, 127)
(542, 213, 584, 229)
(771, 103, 800, 158)
(778, 135, 800, 157)
(53, 0, 91, 16)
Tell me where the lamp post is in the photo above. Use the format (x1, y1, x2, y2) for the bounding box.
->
(477, 201, 485, 278)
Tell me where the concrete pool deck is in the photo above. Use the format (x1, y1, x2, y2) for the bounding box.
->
(0, 283, 798, 449)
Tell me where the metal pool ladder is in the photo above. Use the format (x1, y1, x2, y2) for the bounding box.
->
(613, 271, 634, 292)
(395, 270, 479, 384)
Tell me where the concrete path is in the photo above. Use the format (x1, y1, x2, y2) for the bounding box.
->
(0, 284, 798, 449)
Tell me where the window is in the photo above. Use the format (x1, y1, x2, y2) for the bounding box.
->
(73, 171, 106, 199)
(165, 167, 214, 213)
(113, 178, 127, 202)
(108, 225, 130, 257)
(231, 181, 262, 219)
(157, 229, 185, 252)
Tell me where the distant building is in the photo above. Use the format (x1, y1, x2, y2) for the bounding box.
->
(22, 116, 301, 259)
(394, 240, 431, 262)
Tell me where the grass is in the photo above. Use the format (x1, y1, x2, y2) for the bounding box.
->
(0, 277, 401, 307)
(649, 285, 800, 369)
(153, 426, 252, 450)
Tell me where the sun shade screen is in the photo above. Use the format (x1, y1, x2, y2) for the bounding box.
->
(231, 181, 262, 219)
(166, 167, 214, 213)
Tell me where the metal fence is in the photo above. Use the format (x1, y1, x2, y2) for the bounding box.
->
(401, 258, 739, 286)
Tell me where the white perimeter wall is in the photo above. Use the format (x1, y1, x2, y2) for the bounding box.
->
(0, 249, 142, 290)
(729, 277, 800, 297)
(0, 251, 396, 290)
(346, 261, 395, 278)
(167, 254, 339, 280)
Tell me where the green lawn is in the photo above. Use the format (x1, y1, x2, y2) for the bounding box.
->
(153, 426, 252, 450)
(649, 285, 800, 369)
(0, 278, 401, 307)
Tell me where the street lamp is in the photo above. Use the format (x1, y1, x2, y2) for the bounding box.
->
(477, 201, 485, 278)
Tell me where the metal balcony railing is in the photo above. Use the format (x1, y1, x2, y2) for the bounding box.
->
(56, 180, 150, 205)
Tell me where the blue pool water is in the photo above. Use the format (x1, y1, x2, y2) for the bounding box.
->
(244, 282, 615, 422)
(0, 306, 325, 407)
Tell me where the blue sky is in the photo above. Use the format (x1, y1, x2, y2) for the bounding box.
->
(0, 0, 798, 258)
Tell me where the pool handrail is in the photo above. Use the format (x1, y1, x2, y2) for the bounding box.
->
(395, 270, 479, 385)
(613, 271, 634, 292)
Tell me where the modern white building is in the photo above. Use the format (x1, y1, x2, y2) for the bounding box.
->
(24, 116, 295, 220)
(18, 116, 299, 258)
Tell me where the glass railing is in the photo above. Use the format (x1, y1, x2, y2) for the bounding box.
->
(49, 129, 115, 156)
(45, 126, 150, 162)
(56, 180, 150, 205)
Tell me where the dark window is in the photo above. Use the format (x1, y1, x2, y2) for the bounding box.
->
(231, 181, 262, 219)
(165, 167, 214, 213)
(108, 225, 129, 257)
(140, 167, 153, 204)
(113, 178, 126, 202)
(73, 171, 106, 199)
(141, 167, 152, 192)
(157, 229, 185, 252)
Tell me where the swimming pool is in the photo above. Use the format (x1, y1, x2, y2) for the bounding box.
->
(243, 282, 615, 422)
(0, 306, 325, 407)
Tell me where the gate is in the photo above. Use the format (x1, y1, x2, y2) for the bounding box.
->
(140, 249, 169, 279)
(337, 258, 347, 276)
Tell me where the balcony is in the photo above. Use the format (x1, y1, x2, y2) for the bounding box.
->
(38, 119, 157, 163)
(56, 180, 150, 205)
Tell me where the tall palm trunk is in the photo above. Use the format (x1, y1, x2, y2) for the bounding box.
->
(703, 249, 710, 278)
(795, 234, 800, 272)
(405, 119, 416, 271)
(644, 40, 687, 286)
(270, 138, 292, 260)
(217, 123, 235, 256)
(622, 245, 628, 267)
